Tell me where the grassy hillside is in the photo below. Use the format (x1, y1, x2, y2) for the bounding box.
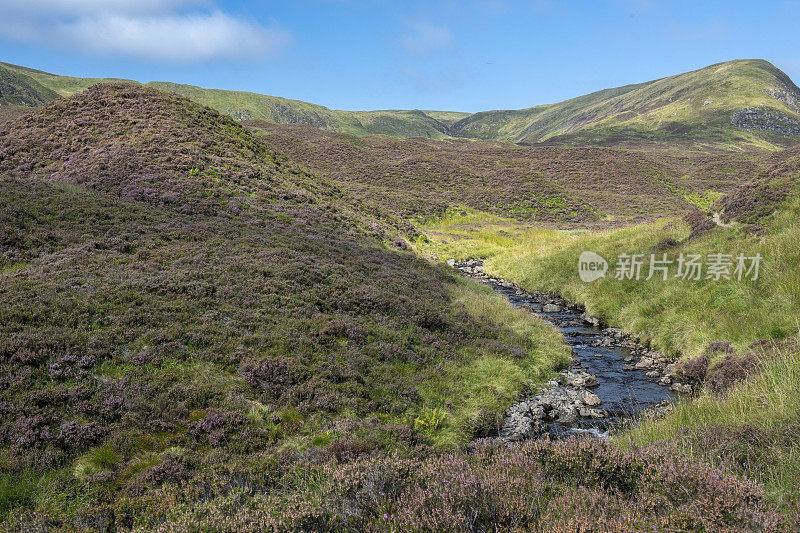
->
(0, 67, 59, 106)
(0, 62, 456, 139)
(5, 59, 800, 150)
(249, 121, 756, 224)
(147, 81, 456, 138)
(451, 59, 800, 151)
(0, 61, 135, 97)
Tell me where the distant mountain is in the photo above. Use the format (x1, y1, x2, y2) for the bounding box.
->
(144, 81, 466, 138)
(450, 59, 800, 151)
(3, 59, 800, 150)
(0, 62, 463, 139)
(0, 64, 60, 106)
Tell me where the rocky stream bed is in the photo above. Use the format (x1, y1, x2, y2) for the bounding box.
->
(452, 259, 689, 441)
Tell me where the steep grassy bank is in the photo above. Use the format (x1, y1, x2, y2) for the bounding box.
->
(623, 342, 800, 509)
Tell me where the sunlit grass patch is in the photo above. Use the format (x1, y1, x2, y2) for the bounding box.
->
(73, 445, 122, 481)
(415, 278, 570, 447)
(418, 199, 800, 360)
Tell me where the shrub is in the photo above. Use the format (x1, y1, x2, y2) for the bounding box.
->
(706, 352, 760, 393)
(677, 354, 708, 385)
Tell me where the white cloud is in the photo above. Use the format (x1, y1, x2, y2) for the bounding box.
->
(62, 12, 290, 62)
(0, 1, 290, 63)
(401, 21, 454, 56)
(0, 0, 197, 15)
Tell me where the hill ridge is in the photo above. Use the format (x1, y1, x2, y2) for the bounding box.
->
(2, 58, 800, 150)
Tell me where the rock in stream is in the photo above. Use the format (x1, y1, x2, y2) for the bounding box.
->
(452, 259, 685, 441)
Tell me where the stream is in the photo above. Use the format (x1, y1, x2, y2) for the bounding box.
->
(454, 259, 683, 440)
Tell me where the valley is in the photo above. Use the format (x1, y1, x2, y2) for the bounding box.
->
(1, 58, 799, 530)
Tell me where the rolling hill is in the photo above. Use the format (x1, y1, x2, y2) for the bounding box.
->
(450, 59, 800, 151)
(3, 59, 800, 150)
(0, 62, 461, 139)
(0, 66, 60, 106)
(247, 121, 757, 224)
(0, 78, 790, 533)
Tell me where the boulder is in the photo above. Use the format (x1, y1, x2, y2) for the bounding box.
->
(582, 392, 602, 406)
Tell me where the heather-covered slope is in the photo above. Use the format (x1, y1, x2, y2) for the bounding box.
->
(0, 85, 573, 528)
(717, 144, 800, 222)
(248, 121, 756, 225)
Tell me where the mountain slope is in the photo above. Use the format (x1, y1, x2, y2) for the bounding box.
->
(0, 61, 459, 138)
(451, 59, 800, 150)
(3, 59, 800, 150)
(0, 66, 60, 106)
(145, 81, 455, 138)
(0, 61, 135, 97)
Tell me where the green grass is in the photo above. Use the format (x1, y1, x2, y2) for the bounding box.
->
(417, 196, 800, 361)
(0, 472, 37, 518)
(620, 342, 800, 508)
(73, 446, 122, 481)
(146, 82, 455, 138)
(414, 278, 571, 447)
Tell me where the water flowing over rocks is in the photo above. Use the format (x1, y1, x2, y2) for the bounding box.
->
(452, 259, 685, 441)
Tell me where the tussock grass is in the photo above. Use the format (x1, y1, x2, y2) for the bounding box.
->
(73, 445, 122, 480)
(0, 472, 37, 518)
(621, 342, 800, 506)
(420, 195, 800, 360)
(417, 278, 571, 447)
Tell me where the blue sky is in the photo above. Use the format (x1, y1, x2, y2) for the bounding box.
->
(1, 1, 799, 112)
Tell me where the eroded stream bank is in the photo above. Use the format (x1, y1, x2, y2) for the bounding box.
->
(453, 259, 689, 440)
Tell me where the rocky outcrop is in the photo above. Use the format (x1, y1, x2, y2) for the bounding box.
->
(270, 103, 339, 130)
(731, 107, 800, 135)
(500, 368, 604, 441)
(766, 87, 800, 110)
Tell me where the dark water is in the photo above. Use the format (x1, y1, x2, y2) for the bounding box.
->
(474, 274, 676, 437)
